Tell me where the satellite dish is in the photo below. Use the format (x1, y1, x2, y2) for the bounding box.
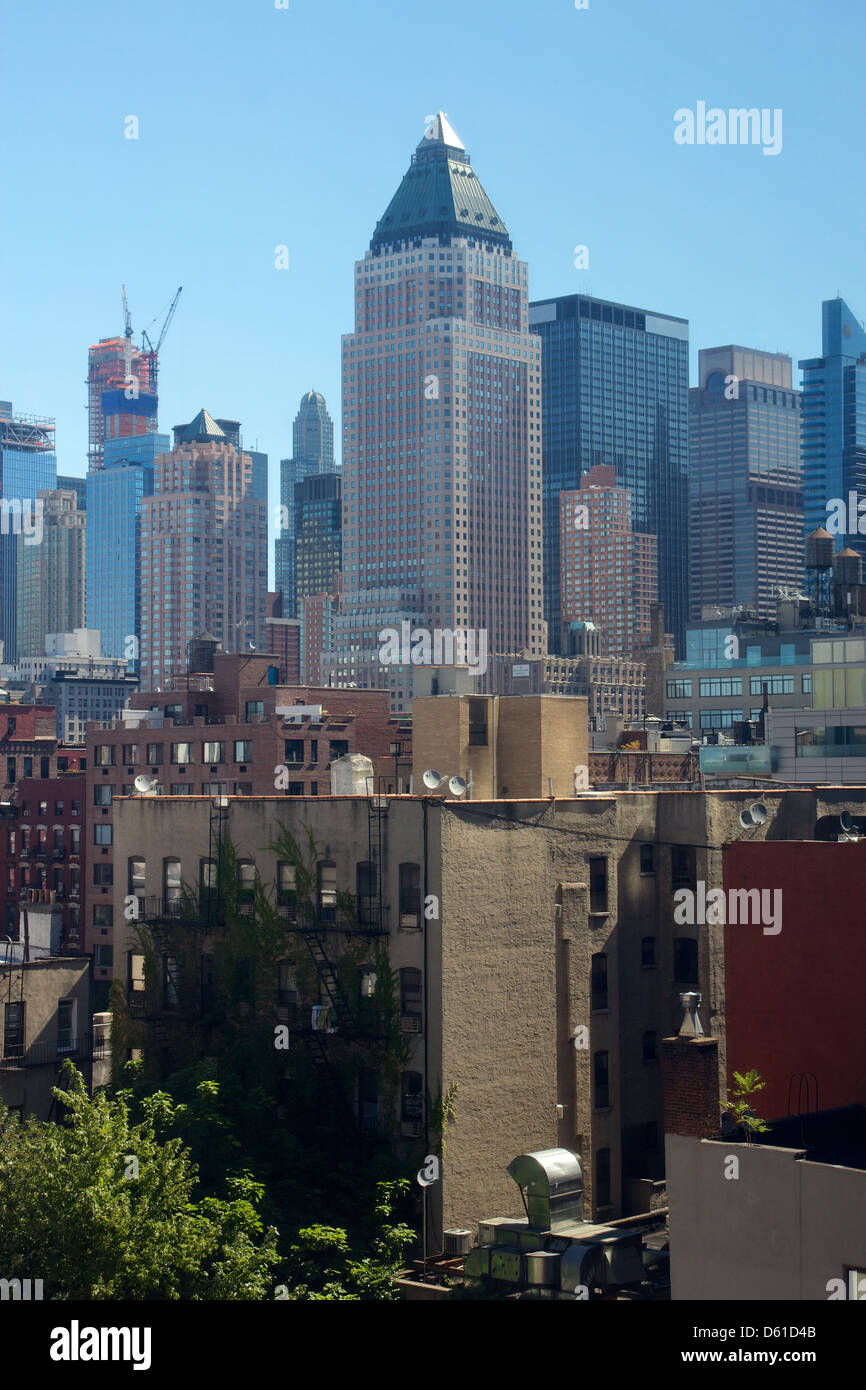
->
(423, 769, 443, 790)
(840, 810, 856, 833)
(749, 802, 768, 825)
(738, 809, 754, 829)
(448, 776, 467, 798)
(134, 774, 156, 795)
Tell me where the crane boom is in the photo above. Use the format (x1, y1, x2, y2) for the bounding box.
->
(121, 284, 132, 340)
(154, 286, 182, 353)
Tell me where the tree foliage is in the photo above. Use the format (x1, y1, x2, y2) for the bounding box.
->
(0, 1062, 278, 1300)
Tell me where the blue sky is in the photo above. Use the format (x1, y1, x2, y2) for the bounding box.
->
(1, 0, 863, 578)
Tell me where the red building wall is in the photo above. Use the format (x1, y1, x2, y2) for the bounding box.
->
(724, 839, 866, 1120)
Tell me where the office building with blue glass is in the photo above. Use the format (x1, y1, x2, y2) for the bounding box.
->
(801, 297, 866, 560)
(529, 294, 689, 653)
(86, 432, 169, 666)
(276, 391, 336, 616)
(0, 401, 57, 663)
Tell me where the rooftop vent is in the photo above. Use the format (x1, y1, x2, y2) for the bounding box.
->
(506, 1148, 583, 1232)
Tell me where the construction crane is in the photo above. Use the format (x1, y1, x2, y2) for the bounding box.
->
(121, 284, 133, 340)
(140, 286, 183, 402)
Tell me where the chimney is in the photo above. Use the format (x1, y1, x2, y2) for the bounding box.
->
(662, 992, 720, 1139)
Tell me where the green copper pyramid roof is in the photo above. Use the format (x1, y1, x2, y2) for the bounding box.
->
(173, 408, 227, 445)
(370, 112, 512, 254)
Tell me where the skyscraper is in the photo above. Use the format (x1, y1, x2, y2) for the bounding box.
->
(559, 465, 658, 659)
(295, 472, 342, 605)
(17, 489, 86, 658)
(529, 293, 689, 653)
(87, 337, 156, 470)
(139, 409, 268, 688)
(0, 401, 57, 663)
(688, 346, 802, 620)
(801, 298, 866, 559)
(332, 113, 544, 708)
(275, 391, 336, 616)
(87, 432, 168, 664)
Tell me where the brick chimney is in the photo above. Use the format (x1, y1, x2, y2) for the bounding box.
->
(662, 992, 721, 1139)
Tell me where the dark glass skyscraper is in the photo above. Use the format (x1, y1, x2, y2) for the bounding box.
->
(276, 391, 336, 616)
(529, 294, 689, 652)
(801, 297, 866, 559)
(295, 472, 342, 604)
(688, 346, 802, 619)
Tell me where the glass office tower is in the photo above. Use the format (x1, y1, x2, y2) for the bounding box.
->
(86, 433, 168, 666)
(529, 294, 689, 653)
(0, 402, 57, 662)
(801, 297, 866, 560)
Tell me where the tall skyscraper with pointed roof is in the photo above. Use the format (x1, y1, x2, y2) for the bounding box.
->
(275, 390, 336, 616)
(329, 112, 544, 709)
(801, 298, 866, 562)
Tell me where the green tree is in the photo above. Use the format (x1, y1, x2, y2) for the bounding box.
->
(276, 1179, 413, 1300)
(723, 1068, 771, 1143)
(0, 1062, 278, 1300)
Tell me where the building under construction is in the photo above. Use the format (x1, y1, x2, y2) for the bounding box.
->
(86, 287, 181, 470)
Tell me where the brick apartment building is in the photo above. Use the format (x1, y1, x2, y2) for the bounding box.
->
(84, 653, 411, 994)
(0, 705, 87, 956)
(111, 779, 866, 1247)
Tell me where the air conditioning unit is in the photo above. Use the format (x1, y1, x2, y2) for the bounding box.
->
(443, 1228, 473, 1257)
(399, 913, 420, 930)
(401, 1015, 422, 1034)
(401, 1121, 421, 1138)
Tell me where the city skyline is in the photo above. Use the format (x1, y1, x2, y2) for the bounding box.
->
(1, 1, 862, 554)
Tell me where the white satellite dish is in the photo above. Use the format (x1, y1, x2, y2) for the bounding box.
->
(423, 769, 443, 790)
(133, 774, 157, 796)
(448, 776, 467, 798)
(749, 802, 768, 825)
(840, 810, 856, 833)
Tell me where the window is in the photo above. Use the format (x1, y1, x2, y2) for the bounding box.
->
(590, 953, 608, 1011)
(203, 742, 224, 765)
(750, 674, 793, 696)
(129, 952, 146, 993)
(699, 677, 742, 697)
(122, 744, 139, 764)
(399, 862, 421, 927)
(400, 967, 422, 1025)
(589, 856, 608, 912)
(164, 858, 182, 912)
(146, 743, 164, 765)
(666, 678, 692, 699)
(671, 845, 695, 888)
(317, 861, 337, 921)
(93, 784, 113, 806)
(468, 697, 488, 746)
(802, 672, 812, 694)
(4, 1002, 24, 1059)
(93, 864, 113, 885)
(594, 1051, 610, 1108)
(128, 858, 145, 896)
(93, 905, 113, 927)
(356, 861, 377, 925)
(54, 800, 64, 816)
(641, 936, 656, 967)
(329, 740, 349, 761)
(287, 781, 304, 796)
(674, 937, 698, 983)
(284, 739, 304, 763)
(595, 1148, 611, 1208)
(245, 700, 264, 721)
(277, 862, 296, 912)
(401, 1070, 423, 1122)
(642, 1030, 657, 1062)
(237, 859, 255, 906)
(94, 745, 115, 767)
(58, 1000, 74, 1051)
(233, 740, 253, 763)
(639, 844, 654, 874)
(171, 742, 192, 764)
(93, 824, 112, 846)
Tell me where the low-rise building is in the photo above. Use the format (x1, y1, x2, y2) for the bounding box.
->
(0, 952, 92, 1120)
